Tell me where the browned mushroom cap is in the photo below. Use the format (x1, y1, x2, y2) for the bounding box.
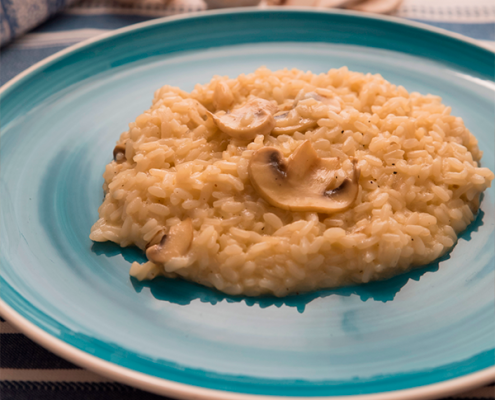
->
(146, 219, 193, 264)
(248, 141, 360, 213)
(113, 144, 126, 163)
(209, 97, 277, 141)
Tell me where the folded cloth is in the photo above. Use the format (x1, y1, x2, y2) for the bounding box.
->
(0, 0, 80, 46)
(0, 0, 494, 399)
(0, 0, 207, 84)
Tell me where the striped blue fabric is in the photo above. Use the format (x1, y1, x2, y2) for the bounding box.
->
(0, 1, 494, 399)
(0, 0, 79, 46)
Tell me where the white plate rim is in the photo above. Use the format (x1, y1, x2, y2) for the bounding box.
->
(1, 300, 494, 400)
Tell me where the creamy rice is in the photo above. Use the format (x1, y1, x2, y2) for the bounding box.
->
(90, 67, 494, 297)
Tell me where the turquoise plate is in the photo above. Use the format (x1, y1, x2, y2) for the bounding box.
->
(1, 8, 494, 400)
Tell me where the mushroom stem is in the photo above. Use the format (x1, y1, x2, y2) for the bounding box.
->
(248, 141, 360, 214)
(272, 118, 317, 136)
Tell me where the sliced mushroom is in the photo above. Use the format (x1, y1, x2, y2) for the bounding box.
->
(146, 219, 193, 264)
(273, 91, 340, 135)
(304, 92, 341, 110)
(293, 91, 341, 113)
(146, 229, 166, 249)
(248, 141, 360, 214)
(272, 110, 317, 136)
(113, 143, 126, 163)
(304, 91, 331, 103)
(209, 97, 277, 141)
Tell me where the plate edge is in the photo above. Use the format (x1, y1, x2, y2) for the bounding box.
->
(0, 7, 494, 98)
(0, 300, 494, 400)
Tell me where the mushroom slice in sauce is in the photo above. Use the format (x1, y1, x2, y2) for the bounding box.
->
(146, 219, 193, 264)
(303, 91, 335, 104)
(272, 90, 341, 136)
(209, 97, 277, 141)
(272, 110, 317, 136)
(248, 141, 360, 214)
(293, 90, 341, 110)
(146, 229, 166, 249)
(113, 143, 126, 163)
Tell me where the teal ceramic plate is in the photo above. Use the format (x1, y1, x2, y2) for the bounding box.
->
(1, 8, 494, 400)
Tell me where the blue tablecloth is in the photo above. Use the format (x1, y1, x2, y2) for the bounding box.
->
(1, 0, 494, 399)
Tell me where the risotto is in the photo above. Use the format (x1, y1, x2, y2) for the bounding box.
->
(90, 67, 494, 297)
